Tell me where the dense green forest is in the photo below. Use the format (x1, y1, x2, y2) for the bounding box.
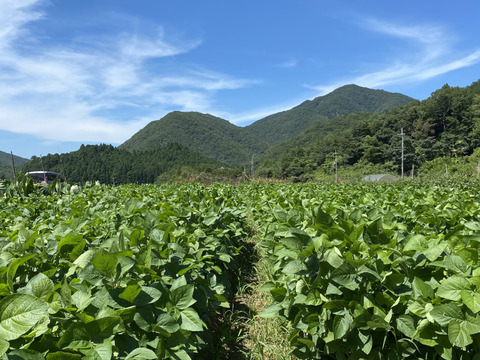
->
(245, 84, 414, 145)
(119, 111, 269, 167)
(22, 143, 229, 184)
(261, 80, 480, 181)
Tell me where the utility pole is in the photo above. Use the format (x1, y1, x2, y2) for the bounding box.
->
(10, 152, 16, 182)
(251, 154, 255, 177)
(334, 150, 338, 183)
(398, 128, 405, 180)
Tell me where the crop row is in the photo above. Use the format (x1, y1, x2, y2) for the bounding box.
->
(248, 183, 480, 359)
(2, 181, 480, 359)
(0, 183, 247, 359)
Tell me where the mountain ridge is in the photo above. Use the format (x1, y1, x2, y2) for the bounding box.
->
(244, 84, 414, 145)
(119, 84, 414, 166)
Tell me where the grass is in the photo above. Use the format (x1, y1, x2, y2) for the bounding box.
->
(239, 258, 295, 360)
(197, 212, 296, 359)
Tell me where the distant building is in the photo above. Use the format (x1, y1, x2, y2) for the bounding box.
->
(363, 174, 397, 183)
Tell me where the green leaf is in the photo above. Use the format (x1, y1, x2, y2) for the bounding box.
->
(259, 303, 283, 318)
(57, 233, 83, 255)
(333, 312, 352, 339)
(314, 207, 334, 227)
(465, 221, 480, 231)
(7, 254, 35, 292)
(92, 252, 118, 279)
(403, 235, 427, 251)
(171, 284, 196, 310)
(423, 242, 447, 261)
(57, 322, 89, 349)
(24, 273, 54, 299)
(331, 263, 358, 290)
(125, 348, 158, 360)
(436, 275, 471, 301)
(434, 254, 469, 274)
(396, 315, 415, 338)
(4, 349, 44, 359)
(0, 294, 49, 341)
(71, 291, 93, 311)
(0, 338, 8, 357)
(180, 308, 203, 332)
(70, 239, 86, 262)
(430, 303, 464, 326)
(367, 315, 391, 330)
(156, 313, 180, 334)
(46, 351, 83, 360)
(461, 290, 480, 313)
(119, 284, 142, 304)
(132, 286, 162, 306)
(282, 259, 307, 274)
(412, 276, 434, 300)
(448, 320, 472, 347)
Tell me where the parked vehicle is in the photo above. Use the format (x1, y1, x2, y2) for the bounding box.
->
(25, 171, 62, 184)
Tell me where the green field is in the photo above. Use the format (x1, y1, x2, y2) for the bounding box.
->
(1, 181, 480, 359)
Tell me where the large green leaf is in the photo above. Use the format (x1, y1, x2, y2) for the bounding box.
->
(156, 313, 180, 334)
(403, 235, 427, 251)
(412, 276, 434, 300)
(282, 259, 307, 274)
(0, 294, 49, 341)
(331, 263, 358, 290)
(436, 275, 471, 301)
(22, 273, 54, 299)
(396, 315, 416, 338)
(448, 320, 472, 347)
(180, 308, 203, 332)
(429, 303, 463, 327)
(461, 290, 480, 313)
(171, 284, 196, 310)
(333, 312, 352, 339)
(92, 252, 118, 279)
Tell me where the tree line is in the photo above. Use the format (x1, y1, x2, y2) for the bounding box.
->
(259, 80, 480, 180)
(22, 143, 225, 184)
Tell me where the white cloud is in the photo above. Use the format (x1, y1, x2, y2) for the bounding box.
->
(0, 0, 256, 144)
(309, 18, 480, 95)
(278, 59, 298, 68)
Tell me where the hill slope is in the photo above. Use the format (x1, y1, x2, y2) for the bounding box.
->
(0, 150, 29, 179)
(120, 111, 269, 166)
(245, 84, 414, 145)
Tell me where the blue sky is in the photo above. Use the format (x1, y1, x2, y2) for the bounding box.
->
(1, 0, 480, 159)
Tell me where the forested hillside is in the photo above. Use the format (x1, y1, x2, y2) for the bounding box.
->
(245, 84, 414, 145)
(22, 143, 225, 184)
(119, 111, 268, 167)
(0, 150, 29, 179)
(261, 80, 480, 180)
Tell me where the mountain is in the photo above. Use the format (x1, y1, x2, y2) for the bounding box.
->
(0, 150, 29, 179)
(245, 84, 415, 145)
(119, 111, 269, 166)
(261, 111, 382, 163)
(119, 85, 414, 167)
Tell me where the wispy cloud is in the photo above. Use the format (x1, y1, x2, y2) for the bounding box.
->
(309, 18, 480, 95)
(0, 0, 255, 144)
(278, 59, 298, 68)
